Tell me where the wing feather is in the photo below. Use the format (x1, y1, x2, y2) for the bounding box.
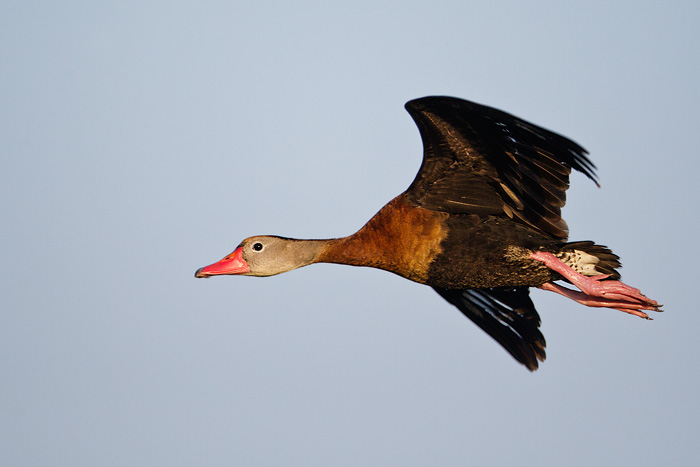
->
(434, 286, 546, 371)
(404, 96, 597, 239)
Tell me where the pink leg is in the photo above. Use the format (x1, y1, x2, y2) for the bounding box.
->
(540, 282, 652, 319)
(530, 251, 661, 319)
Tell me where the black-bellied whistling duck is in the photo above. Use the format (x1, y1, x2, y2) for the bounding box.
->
(195, 96, 660, 371)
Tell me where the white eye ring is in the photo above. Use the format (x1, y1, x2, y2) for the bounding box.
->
(252, 242, 264, 252)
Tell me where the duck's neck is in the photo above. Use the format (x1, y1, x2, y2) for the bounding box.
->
(314, 232, 385, 269)
(278, 234, 379, 271)
(311, 199, 403, 270)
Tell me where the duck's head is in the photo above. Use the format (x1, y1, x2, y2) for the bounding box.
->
(195, 236, 323, 278)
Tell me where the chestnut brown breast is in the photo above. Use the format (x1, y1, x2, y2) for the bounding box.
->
(317, 194, 449, 283)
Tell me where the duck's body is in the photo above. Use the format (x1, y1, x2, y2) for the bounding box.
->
(196, 96, 660, 370)
(315, 193, 555, 289)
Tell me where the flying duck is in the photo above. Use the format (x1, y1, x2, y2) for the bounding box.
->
(195, 96, 660, 370)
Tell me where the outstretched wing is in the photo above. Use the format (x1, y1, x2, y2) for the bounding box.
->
(433, 286, 546, 371)
(404, 96, 597, 239)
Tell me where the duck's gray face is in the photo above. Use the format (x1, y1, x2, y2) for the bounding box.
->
(194, 236, 316, 278)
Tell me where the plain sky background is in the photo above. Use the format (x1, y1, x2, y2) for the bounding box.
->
(2, 1, 699, 466)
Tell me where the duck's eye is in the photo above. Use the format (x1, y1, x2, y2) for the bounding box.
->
(252, 242, 264, 252)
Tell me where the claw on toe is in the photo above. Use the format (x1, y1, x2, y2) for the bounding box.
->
(613, 307, 652, 320)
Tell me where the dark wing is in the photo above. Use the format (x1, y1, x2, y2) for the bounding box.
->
(404, 96, 597, 239)
(433, 286, 546, 371)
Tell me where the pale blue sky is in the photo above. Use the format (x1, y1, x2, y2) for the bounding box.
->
(2, 1, 699, 466)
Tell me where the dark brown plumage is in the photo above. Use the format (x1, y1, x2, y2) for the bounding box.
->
(196, 96, 660, 371)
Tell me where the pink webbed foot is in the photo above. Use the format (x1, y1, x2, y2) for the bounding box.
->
(530, 251, 661, 319)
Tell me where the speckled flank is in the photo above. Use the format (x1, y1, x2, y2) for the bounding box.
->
(556, 250, 603, 276)
(317, 194, 449, 283)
